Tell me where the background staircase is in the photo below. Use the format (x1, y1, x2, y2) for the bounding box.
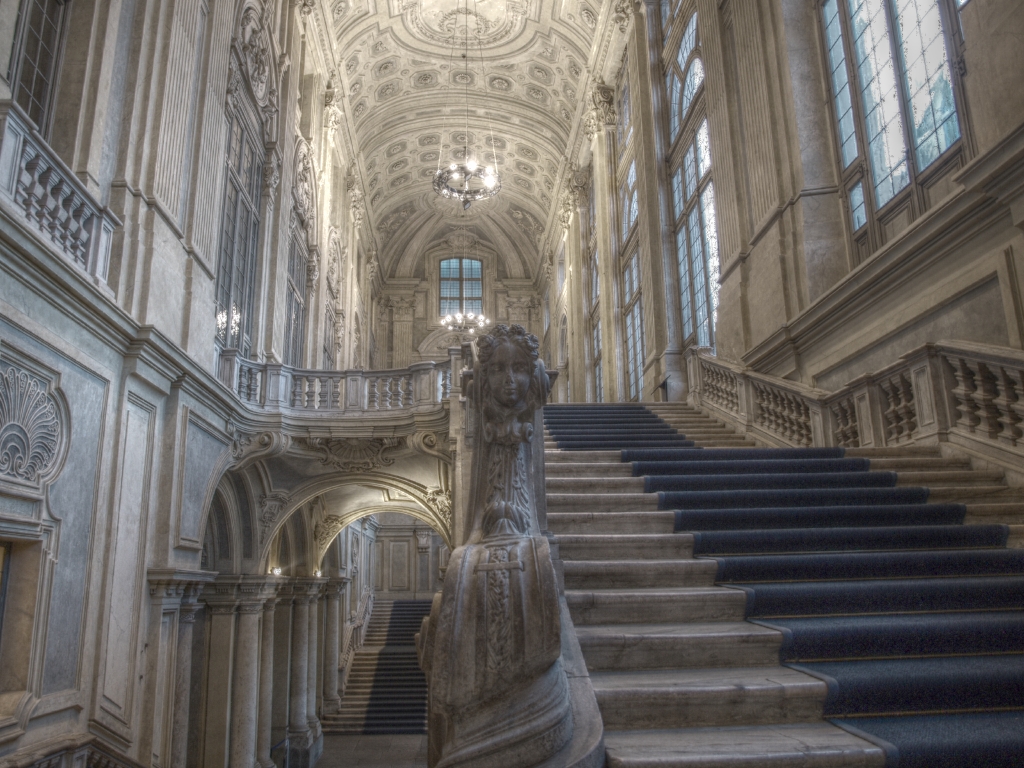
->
(545, 402, 1024, 768)
(321, 600, 432, 735)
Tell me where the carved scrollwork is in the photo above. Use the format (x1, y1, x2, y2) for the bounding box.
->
(406, 430, 452, 463)
(239, 7, 272, 103)
(229, 427, 290, 467)
(423, 487, 452, 531)
(0, 363, 66, 490)
(314, 514, 346, 550)
(257, 491, 289, 542)
(293, 140, 315, 229)
(296, 436, 403, 472)
(582, 78, 616, 140)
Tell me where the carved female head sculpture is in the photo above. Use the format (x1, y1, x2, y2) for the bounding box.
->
(475, 324, 545, 423)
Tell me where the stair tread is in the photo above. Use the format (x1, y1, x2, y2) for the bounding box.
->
(591, 665, 821, 692)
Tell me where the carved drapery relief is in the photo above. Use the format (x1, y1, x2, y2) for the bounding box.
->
(293, 140, 316, 232)
(0, 362, 67, 493)
(582, 78, 616, 140)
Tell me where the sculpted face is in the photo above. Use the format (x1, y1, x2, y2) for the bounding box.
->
(486, 341, 532, 408)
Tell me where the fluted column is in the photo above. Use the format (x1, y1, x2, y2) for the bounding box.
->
(257, 591, 278, 768)
(230, 601, 263, 768)
(322, 580, 343, 713)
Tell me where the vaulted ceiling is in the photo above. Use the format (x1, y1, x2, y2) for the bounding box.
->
(326, 0, 606, 280)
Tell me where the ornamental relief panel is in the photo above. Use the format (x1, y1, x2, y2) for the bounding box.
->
(394, 0, 534, 48)
(0, 358, 69, 497)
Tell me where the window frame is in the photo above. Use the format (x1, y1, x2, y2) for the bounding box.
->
(817, 0, 971, 264)
(622, 251, 645, 401)
(215, 96, 264, 359)
(0, 541, 10, 647)
(438, 257, 484, 317)
(7, 0, 70, 136)
(283, 233, 309, 368)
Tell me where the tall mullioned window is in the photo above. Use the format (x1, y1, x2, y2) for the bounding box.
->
(663, 10, 719, 350)
(585, 175, 603, 401)
(283, 235, 308, 368)
(8, 0, 69, 132)
(439, 258, 483, 316)
(622, 253, 644, 400)
(216, 107, 264, 357)
(821, 0, 964, 260)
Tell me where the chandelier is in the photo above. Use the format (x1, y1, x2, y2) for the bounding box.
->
(442, 311, 491, 334)
(432, 0, 501, 210)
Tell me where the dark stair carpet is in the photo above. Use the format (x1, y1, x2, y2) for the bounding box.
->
(321, 599, 432, 735)
(543, 403, 1024, 767)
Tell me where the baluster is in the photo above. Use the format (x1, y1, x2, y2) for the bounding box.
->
(382, 377, 394, 409)
(369, 378, 380, 410)
(19, 150, 43, 221)
(291, 375, 303, 407)
(975, 363, 1003, 440)
(319, 375, 330, 410)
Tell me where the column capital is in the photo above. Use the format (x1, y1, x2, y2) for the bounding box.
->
(148, 568, 218, 605)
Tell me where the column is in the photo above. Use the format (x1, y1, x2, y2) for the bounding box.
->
(169, 592, 201, 768)
(322, 581, 343, 714)
(229, 602, 263, 768)
(306, 584, 322, 735)
(391, 297, 415, 368)
(257, 591, 278, 768)
(201, 603, 237, 768)
(288, 590, 310, 739)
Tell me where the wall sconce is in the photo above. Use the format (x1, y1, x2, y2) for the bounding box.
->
(314, 569, 322, 578)
(271, 567, 282, 576)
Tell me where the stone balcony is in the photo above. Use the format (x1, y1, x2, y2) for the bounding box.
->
(0, 101, 120, 294)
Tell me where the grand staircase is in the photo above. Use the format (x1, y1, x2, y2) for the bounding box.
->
(544, 402, 1024, 768)
(321, 600, 432, 734)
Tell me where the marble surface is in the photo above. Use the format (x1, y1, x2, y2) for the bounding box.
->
(320, 734, 428, 768)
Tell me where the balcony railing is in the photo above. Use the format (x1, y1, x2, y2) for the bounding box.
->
(218, 349, 452, 414)
(0, 101, 120, 290)
(687, 342, 1024, 464)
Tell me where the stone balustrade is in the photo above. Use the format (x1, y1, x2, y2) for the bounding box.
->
(686, 342, 1024, 466)
(218, 351, 452, 414)
(0, 101, 119, 291)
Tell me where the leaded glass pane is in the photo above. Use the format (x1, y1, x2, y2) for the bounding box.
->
(618, 76, 632, 148)
(681, 58, 705, 120)
(462, 258, 482, 278)
(824, 0, 859, 167)
(13, 0, 65, 128)
(625, 299, 645, 399)
(440, 258, 460, 278)
(464, 298, 483, 314)
(701, 182, 720, 336)
(689, 207, 709, 347)
(847, 0, 909, 207)
(677, 228, 693, 338)
(891, 0, 960, 171)
(594, 360, 603, 402)
(438, 257, 484, 315)
(667, 72, 681, 141)
(672, 168, 684, 220)
(684, 144, 697, 199)
(591, 252, 600, 306)
(697, 119, 711, 177)
(850, 180, 868, 230)
(678, 14, 698, 69)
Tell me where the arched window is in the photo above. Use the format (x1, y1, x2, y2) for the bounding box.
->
(664, 13, 703, 144)
(622, 252, 644, 400)
(216, 101, 264, 358)
(439, 258, 482, 316)
(662, 9, 719, 351)
(820, 0, 965, 261)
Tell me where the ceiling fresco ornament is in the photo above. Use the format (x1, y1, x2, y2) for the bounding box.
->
(299, 436, 403, 472)
(582, 77, 616, 140)
(399, 0, 532, 48)
(509, 206, 544, 243)
(0, 362, 67, 492)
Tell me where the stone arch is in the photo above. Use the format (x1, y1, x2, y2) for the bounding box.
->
(311, 503, 448, 569)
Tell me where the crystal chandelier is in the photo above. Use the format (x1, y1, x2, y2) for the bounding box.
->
(442, 311, 491, 334)
(432, 0, 501, 210)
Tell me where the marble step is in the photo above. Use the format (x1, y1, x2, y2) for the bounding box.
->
(845, 446, 942, 457)
(548, 511, 677, 534)
(544, 450, 623, 463)
(563, 559, 718, 589)
(576, 621, 782, 671)
(547, 493, 659, 512)
(895, 469, 1006, 486)
(867, 457, 971, 470)
(591, 667, 826, 729)
(546, 477, 646, 493)
(566, 587, 746, 625)
(928, 485, 1024, 503)
(964, 502, 1024, 523)
(603, 724, 884, 767)
(556, 533, 694, 560)
(545, 462, 636, 477)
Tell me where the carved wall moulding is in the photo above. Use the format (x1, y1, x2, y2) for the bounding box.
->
(0, 361, 68, 495)
(258, 491, 290, 542)
(296, 436, 403, 473)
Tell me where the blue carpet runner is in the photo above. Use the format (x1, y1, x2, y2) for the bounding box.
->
(544, 403, 1024, 768)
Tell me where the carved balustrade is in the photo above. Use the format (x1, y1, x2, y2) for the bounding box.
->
(0, 101, 119, 290)
(218, 351, 451, 414)
(686, 342, 1024, 466)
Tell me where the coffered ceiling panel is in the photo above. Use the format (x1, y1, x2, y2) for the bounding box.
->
(328, 0, 598, 278)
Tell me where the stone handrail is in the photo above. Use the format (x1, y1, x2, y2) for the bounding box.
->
(338, 586, 374, 697)
(0, 101, 120, 291)
(687, 342, 1024, 466)
(218, 351, 451, 413)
